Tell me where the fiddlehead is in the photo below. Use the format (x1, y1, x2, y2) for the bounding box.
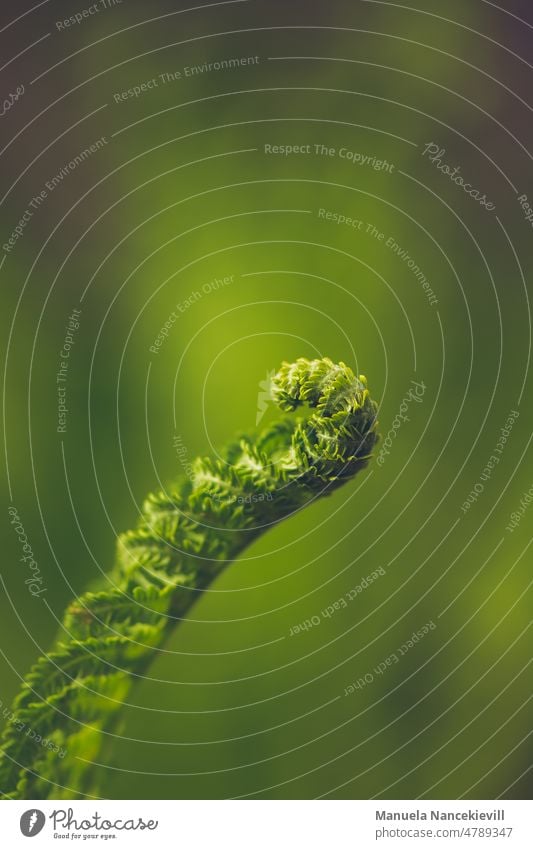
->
(0, 357, 378, 799)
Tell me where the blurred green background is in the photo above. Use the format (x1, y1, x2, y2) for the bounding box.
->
(1, 0, 531, 799)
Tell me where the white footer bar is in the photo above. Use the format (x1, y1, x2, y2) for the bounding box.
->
(2, 799, 531, 848)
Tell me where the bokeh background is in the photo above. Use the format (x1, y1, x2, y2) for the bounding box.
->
(1, 0, 531, 799)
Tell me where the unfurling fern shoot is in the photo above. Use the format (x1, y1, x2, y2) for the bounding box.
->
(0, 357, 379, 799)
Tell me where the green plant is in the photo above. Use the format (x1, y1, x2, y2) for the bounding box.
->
(0, 357, 378, 799)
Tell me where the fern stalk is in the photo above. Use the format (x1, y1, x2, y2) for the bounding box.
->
(0, 357, 378, 799)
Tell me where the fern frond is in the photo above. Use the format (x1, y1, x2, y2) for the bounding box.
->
(0, 357, 378, 799)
